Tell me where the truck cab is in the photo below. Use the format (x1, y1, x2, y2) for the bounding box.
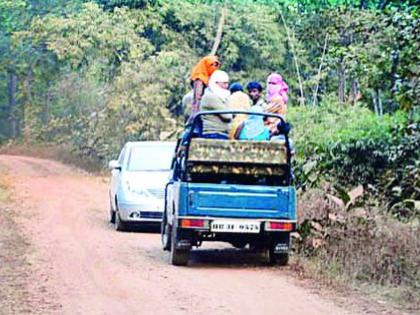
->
(161, 110, 296, 266)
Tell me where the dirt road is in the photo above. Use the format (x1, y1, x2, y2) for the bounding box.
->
(0, 155, 362, 315)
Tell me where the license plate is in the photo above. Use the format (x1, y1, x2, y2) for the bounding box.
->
(211, 220, 260, 233)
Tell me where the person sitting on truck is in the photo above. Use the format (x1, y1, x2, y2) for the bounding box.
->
(189, 55, 221, 120)
(200, 70, 232, 139)
(235, 105, 270, 141)
(267, 73, 289, 106)
(246, 81, 267, 109)
(181, 86, 194, 122)
(227, 82, 251, 139)
(265, 96, 287, 134)
(265, 73, 289, 134)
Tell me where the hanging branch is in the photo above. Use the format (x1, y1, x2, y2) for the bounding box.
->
(211, 3, 227, 55)
(312, 34, 329, 107)
(279, 10, 305, 106)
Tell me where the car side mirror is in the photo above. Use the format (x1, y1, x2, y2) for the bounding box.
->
(108, 160, 121, 171)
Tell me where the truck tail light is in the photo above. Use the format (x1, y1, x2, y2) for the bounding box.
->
(180, 219, 209, 229)
(266, 221, 293, 231)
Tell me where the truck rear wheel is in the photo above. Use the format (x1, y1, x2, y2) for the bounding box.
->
(170, 222, 189, 266)
(161, 219, 171, 251)
(264, 243, 289, 266)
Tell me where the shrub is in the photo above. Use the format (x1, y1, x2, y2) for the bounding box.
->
(289, 103, 406, 185)
(289, 103, 419, 220)
(296, 186, 420, 309)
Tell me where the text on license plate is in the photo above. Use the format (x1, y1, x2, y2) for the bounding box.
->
(211, 220, 260, 233)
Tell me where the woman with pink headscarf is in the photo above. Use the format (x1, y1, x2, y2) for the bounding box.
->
(267, 73, 289, 105)
(265, 73, 289, 133)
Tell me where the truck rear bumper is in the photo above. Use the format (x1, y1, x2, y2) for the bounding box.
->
(173, 221, 292, 253)
(177, 216, 296, 233)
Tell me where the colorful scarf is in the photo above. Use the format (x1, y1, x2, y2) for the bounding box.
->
(190, 55, 220, 86)
(267, 73, 289, 104)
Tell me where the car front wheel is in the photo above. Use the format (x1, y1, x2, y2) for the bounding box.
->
(109, 199, 116, 224)
(114, 201, 128, 232)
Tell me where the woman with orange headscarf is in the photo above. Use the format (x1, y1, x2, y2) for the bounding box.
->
(189, 55, 221, 116)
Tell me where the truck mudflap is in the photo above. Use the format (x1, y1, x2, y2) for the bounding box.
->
(178, 183, 296, 220)
(273, 242, 289, 254)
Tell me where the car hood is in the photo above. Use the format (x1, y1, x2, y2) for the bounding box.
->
(122, 171, 171, 189)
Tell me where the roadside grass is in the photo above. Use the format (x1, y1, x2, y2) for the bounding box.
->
(0, 188, 8, 203)
(293, 187, 420, 312)
(0, 142, 103, 173)
(0, 173, 11, 203)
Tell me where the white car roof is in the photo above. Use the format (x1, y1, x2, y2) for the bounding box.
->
(124, 141, 176, 148)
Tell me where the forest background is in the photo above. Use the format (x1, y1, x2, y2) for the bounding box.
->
(0, 0, 419, 311)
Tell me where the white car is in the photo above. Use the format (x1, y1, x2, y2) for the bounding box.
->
(108, 141, 176, 231)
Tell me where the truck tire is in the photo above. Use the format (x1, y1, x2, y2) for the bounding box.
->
(230, 241, 248, 249)
(170, 221, 189, 266)
(161, 218, 171, 251)
(264, 244, 289, 266)
(275, 253, 289, 266)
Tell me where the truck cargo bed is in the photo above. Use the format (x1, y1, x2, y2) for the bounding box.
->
(177, 182, 296, 220)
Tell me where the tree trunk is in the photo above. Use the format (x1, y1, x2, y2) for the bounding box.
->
(374, 89, 383, 116)
(22, 67, 34, 135)
(338, 65, 346, 104)
(312, 34, 329, 107)
(349, 79, 360, 106)
(390, 49, 400, 96)
(7, 71, 18, 138)
(42, 80, 52, 126)
(279, 10, 305, 106)
(377, 0, 390, 10)
(210, 3, 227, 55)
(378, 89, 383, 116)
(43, 88, 51, 125)
(359, 0, 368, 9)
(24, 67, 34, 105)
(373, 92, 379, 116)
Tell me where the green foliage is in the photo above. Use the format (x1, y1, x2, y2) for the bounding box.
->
(96, 0, 156, 9)
(290, 103, 419, 220)
(290, 6, 419, 111)
(2, 0, 419, 142)
(20, 3, 152, 72)
(290, 103, 399, 186)
(0, 0, 419, 170)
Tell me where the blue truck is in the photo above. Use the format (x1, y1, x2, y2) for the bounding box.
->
(161, 110, 297, 266)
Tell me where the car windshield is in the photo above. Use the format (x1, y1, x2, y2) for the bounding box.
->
(126, 144, 174, 171)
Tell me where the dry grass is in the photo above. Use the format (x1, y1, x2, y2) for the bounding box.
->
(0, 171, 12, 203)
(295, 187, 420, 312)
(0, 143, 103, 173)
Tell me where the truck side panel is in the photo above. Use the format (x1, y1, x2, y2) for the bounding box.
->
(177, 183, 296, 220)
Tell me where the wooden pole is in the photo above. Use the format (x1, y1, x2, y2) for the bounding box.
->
(211, 3, 227, 55)
(312, 34, 329, 107)
(279, 10, 305, 106)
